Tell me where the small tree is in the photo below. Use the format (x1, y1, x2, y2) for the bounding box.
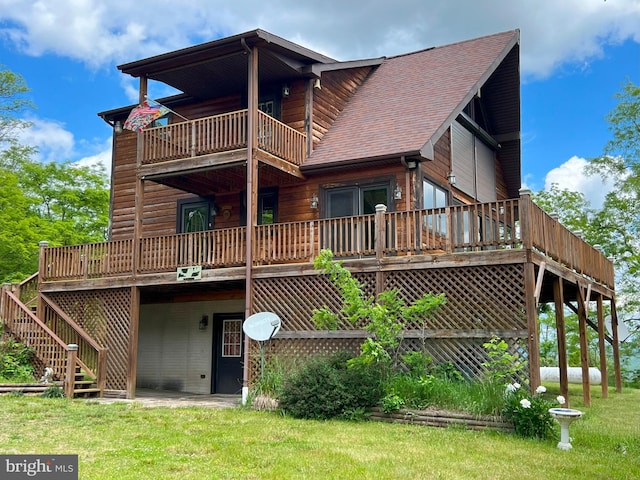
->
(312, 249, 445, 372)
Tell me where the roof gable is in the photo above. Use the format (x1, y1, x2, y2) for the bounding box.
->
(304, 30, 519, 170)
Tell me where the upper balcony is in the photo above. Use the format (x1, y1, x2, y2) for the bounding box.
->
(139, 109, 306, 173)
(37, 195, 615, 291)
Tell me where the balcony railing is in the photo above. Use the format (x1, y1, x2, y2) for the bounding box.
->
(140, 109, 306, 166)
(39, 197, 615, 289)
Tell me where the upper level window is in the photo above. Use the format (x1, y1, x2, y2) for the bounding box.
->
(325, 185, 389, 218)
(423, 178, 448, 236)
(321, 184, 390, 255)
(258, 100, 275, 117)
(240, 187, 278, 226)
(423, 179, 448, 210)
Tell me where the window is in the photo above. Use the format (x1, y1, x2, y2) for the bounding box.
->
(240, 187, 278, 226)
(423, 180, 448, 210)
(326, 185, 389, 218)
(221, 319, 242, 357)
(322, 184, 390, 255)
(258, 100, 275, 117)
(423, 178, 448, 235)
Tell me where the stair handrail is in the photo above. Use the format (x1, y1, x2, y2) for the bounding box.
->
(2, 288, 70, 381)
(40, 293, 108, 393)
(18, 271, 39, 306)
(1, 288, 107, 396)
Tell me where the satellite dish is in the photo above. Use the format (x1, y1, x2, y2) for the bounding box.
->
(605, 315, 631, 342)
(243, 312, 281, 341)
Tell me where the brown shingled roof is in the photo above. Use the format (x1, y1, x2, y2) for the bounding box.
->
(304, 30, 519, 170)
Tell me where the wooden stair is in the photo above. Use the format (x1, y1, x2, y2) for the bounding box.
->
(73, 366, 101, 398)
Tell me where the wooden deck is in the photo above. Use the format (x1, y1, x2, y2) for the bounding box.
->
(37, 195, 614, 290)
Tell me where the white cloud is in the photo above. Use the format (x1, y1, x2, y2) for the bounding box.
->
(0, 0, 638, 79)
(544, 155, 615, 209)
(16, 116, 112, 175)
(17, 117, 74, 163)
(74, 138, 112, 177)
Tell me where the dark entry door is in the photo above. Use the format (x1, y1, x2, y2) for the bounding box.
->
(212, 313, 244, 394)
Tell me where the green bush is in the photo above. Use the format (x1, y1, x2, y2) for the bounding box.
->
(0, 336, 35, 382)
(279, 352, 382, 420)
(381, 392, 405, 413)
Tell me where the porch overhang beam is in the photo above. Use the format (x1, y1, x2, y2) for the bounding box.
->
(255, 150, 305, 179)
(138, 149, 248, 179)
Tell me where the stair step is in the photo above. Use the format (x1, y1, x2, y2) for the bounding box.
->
(74, 380, 96, 386)
(73, 388, 101, 397)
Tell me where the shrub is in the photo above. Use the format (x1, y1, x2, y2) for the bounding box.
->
(41, 385, 65, 399)
(402, 351, 433, 378)
(481, 336, 523, 384)
(0, 336, 35, 382)
(381, 392, 405, 413)
(279, 353, 382, 420)
(502, 383, 559, 439)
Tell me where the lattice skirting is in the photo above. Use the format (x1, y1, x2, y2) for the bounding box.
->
(248, 337, 363, 383)
(46, 288, 132, 391)
(251, 263, 530, 385)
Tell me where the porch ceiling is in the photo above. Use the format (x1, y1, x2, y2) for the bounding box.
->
(140, 279, 245, 304)
(118, 29, 334, 101)
(150, 161, 302, 198)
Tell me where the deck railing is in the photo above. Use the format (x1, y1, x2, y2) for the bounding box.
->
(140, 109, 306, 166)
(138, 228, 246, 273)
(257, 110, 306, 166)
(37, 196, 615, 288)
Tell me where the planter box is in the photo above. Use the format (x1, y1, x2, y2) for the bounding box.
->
(369, 407, 514, 432)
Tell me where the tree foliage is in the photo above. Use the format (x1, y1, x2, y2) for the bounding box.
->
(312, 249, 446, 371)
(588, 80, 640, 309)
(0, 67, 33, 145)
(0, 67, 109, 283)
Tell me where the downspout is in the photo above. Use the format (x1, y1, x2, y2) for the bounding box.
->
(241, 38, 257, 405)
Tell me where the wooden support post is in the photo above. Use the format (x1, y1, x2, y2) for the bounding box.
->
(518, 189, 533, 250)
(576, 285, 591, 406)
(445, 206, 453, 253)
(553, 277, 570, 406)
(37, 241, 48, 319)
(126, 286, 140, 399)
(304, 78, 314, 157)
(133, 76, 147, 277)
(65, 344, 78, 398)
(523, 259, 541, 390)
(242, 45, 258, 404)
(596, 295, 608, 398)
(374, 204, 387, 295)
(610, 299, 622, 393)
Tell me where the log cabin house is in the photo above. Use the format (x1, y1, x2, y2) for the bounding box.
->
(1, 29, 621, 405)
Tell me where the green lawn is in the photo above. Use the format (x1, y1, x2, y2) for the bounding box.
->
(0, 385, 638, 479)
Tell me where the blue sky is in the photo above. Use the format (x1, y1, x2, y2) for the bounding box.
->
(1, 0, 639, 208)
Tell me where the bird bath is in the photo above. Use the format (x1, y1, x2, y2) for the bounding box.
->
(549, 408, 583, 450)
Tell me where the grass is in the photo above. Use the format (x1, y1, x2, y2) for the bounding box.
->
(0, 385, 638, 479)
